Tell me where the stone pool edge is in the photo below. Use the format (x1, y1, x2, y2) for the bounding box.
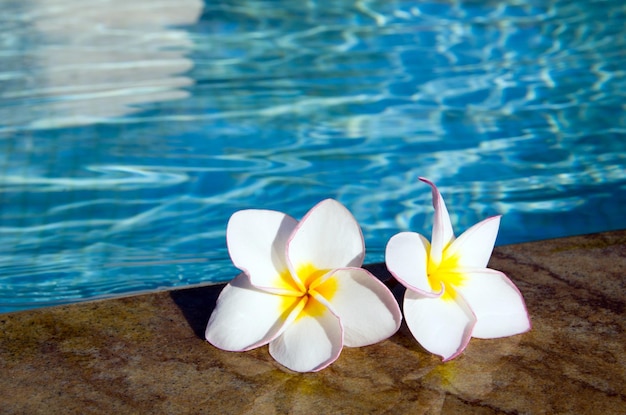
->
(1, 229, 625, 414)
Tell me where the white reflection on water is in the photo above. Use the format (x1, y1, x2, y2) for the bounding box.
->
(1, 0, 202, 129)
(0, 165, 188, 191)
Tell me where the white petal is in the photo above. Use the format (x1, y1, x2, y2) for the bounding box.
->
(287, 199, 365, 275)
(385, 232, 440, 295)
(420, 178, 455, 265)
(269, 302, 343, 372)
(315, 268, 402, 347)
(447, 216, 501, 269)
(403, 288, 476, 361)
(226, 209, 300, 294)
(205, 273, 295, 351)
(455, 269, 531, 338)
(287, 199, 364, 273)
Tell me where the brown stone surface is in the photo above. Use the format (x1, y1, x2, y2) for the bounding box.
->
(1, 230, 625, 414)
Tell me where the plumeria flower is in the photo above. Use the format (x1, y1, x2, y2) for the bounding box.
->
(385, 178, 531, 361)
(206, 199, 402, 372)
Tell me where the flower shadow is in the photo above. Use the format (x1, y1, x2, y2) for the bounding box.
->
(170, 283, 225, 339)
(170, 262, 395, 340)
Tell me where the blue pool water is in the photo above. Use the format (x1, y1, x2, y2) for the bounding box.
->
(1, 0, 625, 312)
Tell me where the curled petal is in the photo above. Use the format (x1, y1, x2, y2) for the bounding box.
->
(455, 269, 532, 338)
(316, 268, 402, 347)
(447, 216, 501, 269)
(385, 232, 440, 296)
(419, 177, 454, 265)
(205, 273, 294, 351)
(403, 289, 475, 361)
(227, 209, 300, 294)
(287, 199, 364, 275)
(269, 302, 343, 372)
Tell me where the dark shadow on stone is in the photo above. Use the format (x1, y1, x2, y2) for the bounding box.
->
(365, 263, 406, 306)
(169, 263, 396, 340)
(363, 262, 393, 283)
(170, 283, 225, 339)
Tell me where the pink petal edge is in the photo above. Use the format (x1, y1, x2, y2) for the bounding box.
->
(403, 289, 476, 361)
(456, 268, 532, 338)
(418, 177, 455, 266)
(205, 273, 294, 352)
(268, 300, 344, 372)
(385, 231, 443, 297)
(286, 198, 365, 274)
(447, 215, 502, 269)
(226, 209, 301, 295)
(318, 267, 402, 347)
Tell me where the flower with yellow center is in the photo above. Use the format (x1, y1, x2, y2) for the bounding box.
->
(385, 178, 531, 361)
(206, 199, 402, 372)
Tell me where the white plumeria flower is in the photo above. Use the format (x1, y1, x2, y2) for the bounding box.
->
(385, 178, 531, 361)
(206, 199, 402, 372)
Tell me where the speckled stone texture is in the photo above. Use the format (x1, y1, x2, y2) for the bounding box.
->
(1, 230, 625, 414)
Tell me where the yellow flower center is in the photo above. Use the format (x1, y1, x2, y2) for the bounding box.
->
(427, 247, 464, 301)
(276, 263, 337, 320)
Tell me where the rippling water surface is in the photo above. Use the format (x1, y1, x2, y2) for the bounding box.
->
(1, 0, 625, 312)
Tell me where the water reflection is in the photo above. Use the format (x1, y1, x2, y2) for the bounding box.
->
(0, 0, 625, 312)
(1, 0, 202, 129)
